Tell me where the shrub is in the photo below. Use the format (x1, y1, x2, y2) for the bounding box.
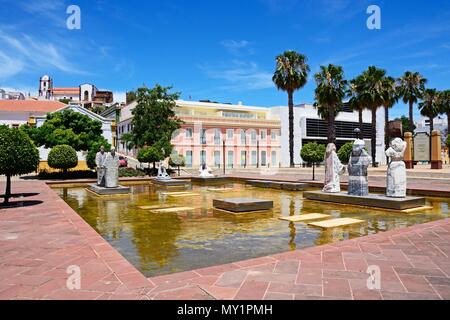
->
(119, 167, 146, 177)
(48, 145, 78, 173)
(337, 142, 354, 164)
(0, 126, 40, 204)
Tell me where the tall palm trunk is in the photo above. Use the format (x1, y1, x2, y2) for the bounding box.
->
(371, 108, 377, 167)
(327, 105, 336, 144)
(385, 105, 390, 163)
(288, 90, 295, 167)
(447, 112, 450, 157)
(358, 108, 363, 139)
(409, 100, 415, 168)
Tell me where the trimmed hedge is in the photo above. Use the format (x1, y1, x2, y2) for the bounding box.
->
(48, 145, 78, 172)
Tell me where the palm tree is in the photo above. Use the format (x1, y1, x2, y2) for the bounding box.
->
(381, 76, 398, 147)
(397, 71, 427, 134)
(349, 75, 369, 139)
(419, 88, 440, 159)
(273, 51, 310, 167)
(439, 90, 450, 157)
(314, 64, 348, 144)
(354, 66, 388, 166)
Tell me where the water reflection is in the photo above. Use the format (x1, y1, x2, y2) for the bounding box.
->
(56, 183, 450, 277)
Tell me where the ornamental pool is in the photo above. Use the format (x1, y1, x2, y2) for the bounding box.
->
(55, 182, 450, 277)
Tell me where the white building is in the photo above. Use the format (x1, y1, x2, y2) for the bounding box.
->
(270, 104, 386, 166)
(0, 88, 26, 100)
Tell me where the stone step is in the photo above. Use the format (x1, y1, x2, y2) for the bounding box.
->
(279, 214, 331, 222)
(308, 218, 365, 229)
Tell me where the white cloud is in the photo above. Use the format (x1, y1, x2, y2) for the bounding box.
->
(0, 51, 24, 80)
(199, 60, 273, 91)
(221, 40, 255, 56)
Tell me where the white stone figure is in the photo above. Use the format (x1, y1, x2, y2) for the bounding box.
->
(323, 143, 346, 193)
(104, 148, 120, 188)
(348, 139, 372, 196)
(199, 163, 214, 178)
(157, 160, 171, 180)
(385, 138, 407, 198)
(95, 145, 107, 187)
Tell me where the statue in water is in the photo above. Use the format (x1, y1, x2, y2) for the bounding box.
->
(199, 163, 214, 178)
(157, 160, 171, 180)
(95, 145, 107, 187)
(347, 139, 371, 196)
(323, 143, 346, 193)
(385, 138, 407, 198)
(104, 148, 120, 188)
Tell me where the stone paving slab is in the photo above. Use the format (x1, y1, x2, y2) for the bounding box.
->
(1, 180, 450, 300)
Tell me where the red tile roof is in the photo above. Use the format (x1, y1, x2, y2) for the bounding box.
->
(0, 100, 66, 113)
(52, 87, 80, 94)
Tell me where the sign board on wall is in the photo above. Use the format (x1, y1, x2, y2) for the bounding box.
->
(414, 133, 430, 162)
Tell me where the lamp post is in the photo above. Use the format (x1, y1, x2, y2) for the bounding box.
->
(257, 140, 260, 169)
(222, 139, 226, 175)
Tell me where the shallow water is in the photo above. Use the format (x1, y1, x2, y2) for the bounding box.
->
(55, 183, 450, 277)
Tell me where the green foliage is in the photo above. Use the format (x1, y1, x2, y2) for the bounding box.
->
(59, 98, 71, 104)
(23, 109, 104, 151)
(86, 138, 111, 169)
(169, 152, 185, 167)
(273, 51, 310, 93)
(300, 142, 326, 164)
(0, 126, 40, 176)
(137, 146, 162, 164)
(337, 142, 354, 164)
(419, 88, 440, 124)
(397, 71, 427, 106)
(394, 116, 416, 133)
(48, 145, 78, 172)
(126, 91, 137, 104)
(119, 167, 146, 178)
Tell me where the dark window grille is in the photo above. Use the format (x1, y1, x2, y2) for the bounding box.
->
(306, 118, 372, 139)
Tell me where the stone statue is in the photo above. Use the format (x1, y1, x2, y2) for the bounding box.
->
(199, 163, 214, 178)
(95, 145, 107, 187)
(385, 138, 407, 198)
(323, 143, 345, 193)
(104, 148, 120, 188)
(157, 160, 171, 180)
(348, 139, 371, 196)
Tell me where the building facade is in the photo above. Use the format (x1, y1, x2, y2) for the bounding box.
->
(0, 89, 26, 100)
(118, 100, 282, 169)
(271, 104, 386, 166)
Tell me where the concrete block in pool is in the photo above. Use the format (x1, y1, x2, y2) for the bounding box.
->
(213, 198, 274, 213)
(152, 179, 191, 187)
(303, 191, 426, 211)
(246, 180, 309, 191)
(87, 185, 130, 196)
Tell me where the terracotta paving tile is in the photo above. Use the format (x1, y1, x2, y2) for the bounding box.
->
(234, 280, 270, 300)
(322, 278, 352, 298)
(394, 267, 446, 277)
(153, 286, 214, 300)
(264, 292, 294, 300)
(296, 268, 323, 285)
(397, 274, 436, 294)
(215, 270, 248, 288)
(199, 285, 238, 300)
(431, 285, 450, 299)
(274, 260, 300, 274)
(381, 291, 441, 300)
(425, 276, 450, 287)
(268, 282, 322, 296)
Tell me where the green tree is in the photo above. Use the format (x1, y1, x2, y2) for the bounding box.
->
(273, 50, 310, 167)
(397, 71, 427, 137)
(348, 80, 366, 138)
(381, 76, 399, 147)
(337, 142, 354, 164)
(137, 146, 163, 169)
(439, 90, 450, 156)
(353, 66, 388, 166)
(300, 142, 325, 180)
(128, 85, 182, 161)
(0, 126, 40, 204)
(23, 109, 103, 151)
(126, 91, 137, 104)
(314, 64, 348, 144)
(419, 88, 441, 159)
(394, 115, 416, 134)
(48, 145, 78, 173)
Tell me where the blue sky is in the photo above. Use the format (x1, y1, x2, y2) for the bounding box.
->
(1, 0, 450, 119)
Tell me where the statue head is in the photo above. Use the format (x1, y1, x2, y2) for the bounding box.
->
(110, 148, 116, 157)
(326, 143, 336, 156)
(390, 138, 406, 153)
(352, 139, 365, 156)
(100, 145, 105, 153)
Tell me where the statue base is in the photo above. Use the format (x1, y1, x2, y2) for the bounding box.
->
(431, 161, 442, 170)
(303, 191, 426, 211)
(213, 198, 273, 213)
(152, 178, 191, 187)
(246, 180, 309, 191)
(87, 185, 131, 196)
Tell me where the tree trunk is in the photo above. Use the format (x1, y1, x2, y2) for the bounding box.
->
(385, 105, 390, 163)
(3, 173, 11, 205)
(288, 91, 295, 167)
(409, 100, 415, 168)
(447, 112, 450, 157)
(359, 108, 363, 139)
(371, 108, 377, 167)
(312, 163, 315, 181)
(327, 105, 336, 144)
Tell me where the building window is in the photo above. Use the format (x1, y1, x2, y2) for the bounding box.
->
(260, 130, 266, 140)
(227, 151, 234, 167)
(271, 130, 278, 140)
(200, 150, 207, 165)
(261, 151, 267, 166)
(214, 129, 221, 145)
(240, 129, 246, 145)
(214, 151, 221, 167)
(251, 130, 257, 145)
(84, 90, 89, 101)
(240, 151, 246, 166)
(186, 151, 193, 167)
(186, 128, 193, 138)
(200, 129, 207, 144)
(227, 129, 234, 139)
(251, 151, 257, 165)
(271, 151, 277, 167)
